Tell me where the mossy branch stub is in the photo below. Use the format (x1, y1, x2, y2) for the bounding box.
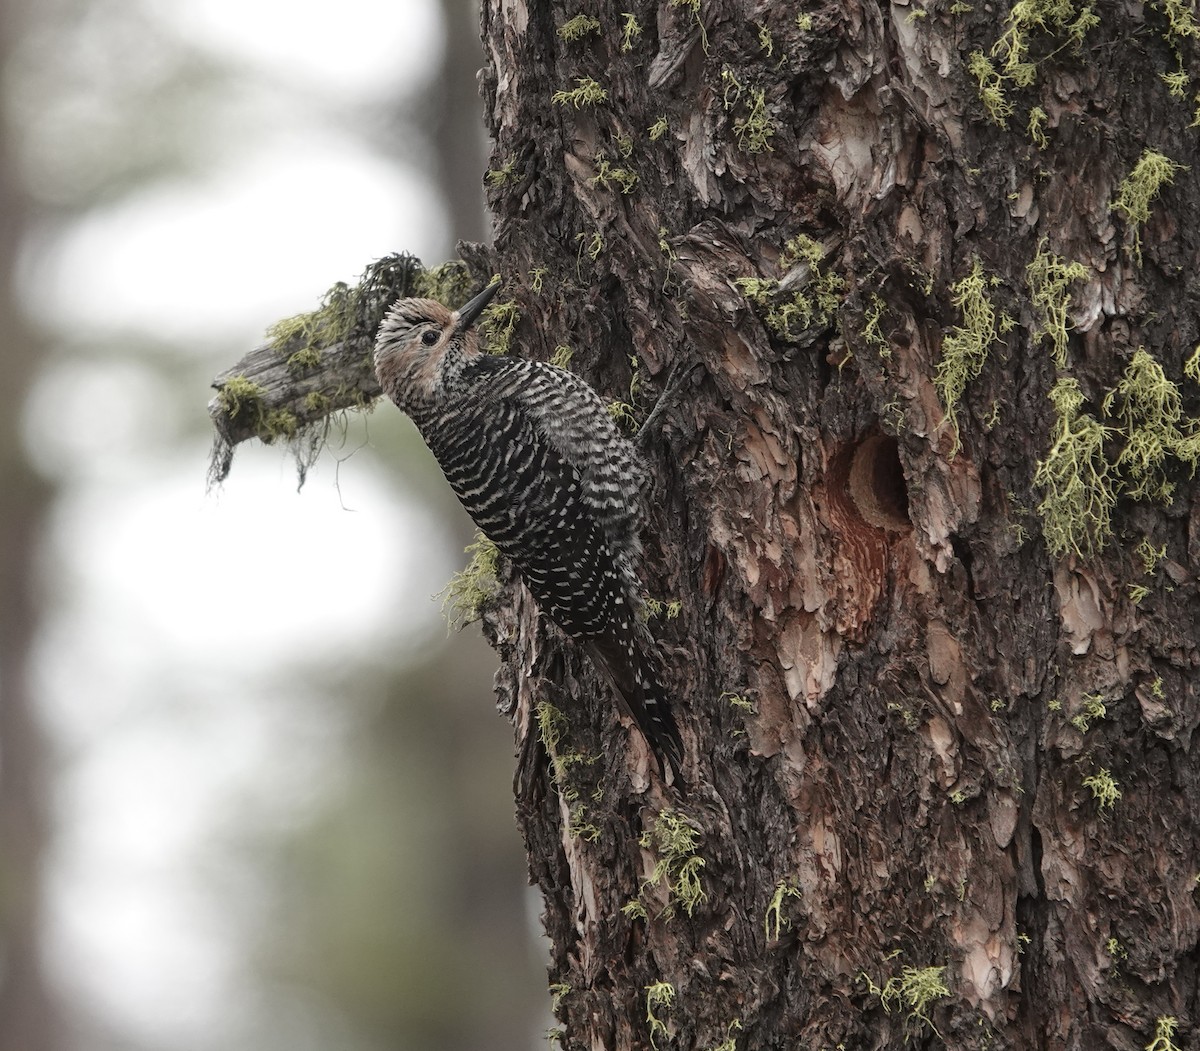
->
(207, 254, 476, 488)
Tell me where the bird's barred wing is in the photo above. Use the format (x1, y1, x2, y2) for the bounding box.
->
(510, 360, 649, 568)
(428, 380, 629, 640)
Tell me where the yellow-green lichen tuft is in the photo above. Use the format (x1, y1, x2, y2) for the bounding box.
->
(1082, 767, 1121, 809)
(1153, 0, 1200, 42)
(558, 13, 601, 41)
(286, 346, 322, 375)
(736, 237, 843, 341)
(480, 299, 520, 356)
(1184, 344, 1200, 383)
(864, 963, 950, 1035)
(1033, 378, 1116, 560)
(552, 77, 608, 108)
(217, 375, 267, 426)
(440, 532, 500, 627)
(733, 87, 776, 153)
(645, 982, 675, 1050)
(1026, 240, 1089, 368)
(621, 12, 643, 51)
(592, 158, 639, 193)
(639, 809, 708, 918)
(410, 260, 475, 305)
(267, 280, 359, 355)
(935, 258, 1007, 452)
(1111, 149, 1187, 264)
(1028, 105, 1049, 147)
(1146, 1015, 1183, 1051)
(1103, 347, 1199, 503)
(967, 51, 1014, 127)
(764, 879, 802, 939)
(704, 1020, 742, 1051)
(648, 116, 669, 140)
(1070, 692, 1107, 733)
(485, 159, 518, 186)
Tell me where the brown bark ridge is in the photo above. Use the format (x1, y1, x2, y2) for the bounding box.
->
(469, 1, 1200, 1050)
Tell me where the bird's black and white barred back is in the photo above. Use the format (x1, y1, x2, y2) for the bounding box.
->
(373, 280, 684, 781)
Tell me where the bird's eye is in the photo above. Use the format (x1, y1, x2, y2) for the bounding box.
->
(421, 329, 439, 346)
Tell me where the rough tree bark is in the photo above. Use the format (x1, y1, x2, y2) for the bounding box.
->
(211, 0, 1200, 1048)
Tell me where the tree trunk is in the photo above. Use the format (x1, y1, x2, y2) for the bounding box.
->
(0, 0, 59, 1043)
(472, 1, 1200, 1049)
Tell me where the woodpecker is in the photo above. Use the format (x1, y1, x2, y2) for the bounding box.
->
(373, 279, 684, 782)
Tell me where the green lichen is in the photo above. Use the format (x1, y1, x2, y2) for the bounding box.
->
(621, 898, 648, 920)
(303, 391, 331, 415)
(704, 1020, 742, 1051)
(410, 260, 475, 305)
(1070, 692, 1107, 733)
(577, 231, 605, 264)
(966, 0, 1098, 127)
(1102, 347, 1199, 503)
(485, 159, 518, 186)
(1147, 1016, 1183, 1051)
(607, 400, 639, 432)
(796, 12, 814, 30)
(1153, 0, 1200, 41)
(935, 258, 1007, 452)
(621, 12, 643, 51)
(764, 880, 802, 939)
(645, 982, 675, 1050)
(967, 51, 1014, 127)
(862, 294, 891, 356)
(1034, 378, 1116, 559)
(286, 346, 322, 375)
(549, 982, 570, 1013)
(216, 375, 267, 426)
(1185, 344, 1200, 383)
(267, 280, 359, 355)
(864, 963, 950, 1036)
(642, 596, 682, 620)
(440, 532, 500, 627)
(1026, 240, 1089, 368)
(480, 299, 520, 356)
(1161, 68, 1189, 98)
(550, 345, 574, 369)
(756, 21, 773, 56)
(529, 266, 548, 294)
(592, 158, 639, 193)
(640, 809, 708, 918)
(733, 87, 777, 152)
(552, 77, 608, 108)
(558, 13, 601, 41)
(736, 238, 843, 341)
(1083, 767, 1121, 809)
(1111, 149, 1187, 264)
(568, 804, 601, 841)
(1028, 105, 1049, 147)
(648, 116, 669, 140)
(1136, 536, 1167, 574)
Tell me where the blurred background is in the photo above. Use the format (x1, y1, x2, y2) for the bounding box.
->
(0, 1, 548, 1049)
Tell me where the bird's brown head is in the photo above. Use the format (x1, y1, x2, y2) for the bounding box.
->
(373, 279, 500, 410)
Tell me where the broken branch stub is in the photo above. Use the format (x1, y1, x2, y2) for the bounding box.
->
(206, 253, 476, 488)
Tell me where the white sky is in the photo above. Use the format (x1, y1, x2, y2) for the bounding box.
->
(28, 1, 463, 1047)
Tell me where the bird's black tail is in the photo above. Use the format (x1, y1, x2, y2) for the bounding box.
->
(585, 629, 684, 784)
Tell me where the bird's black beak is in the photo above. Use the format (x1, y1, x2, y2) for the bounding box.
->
(455, 279, 501, 332)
